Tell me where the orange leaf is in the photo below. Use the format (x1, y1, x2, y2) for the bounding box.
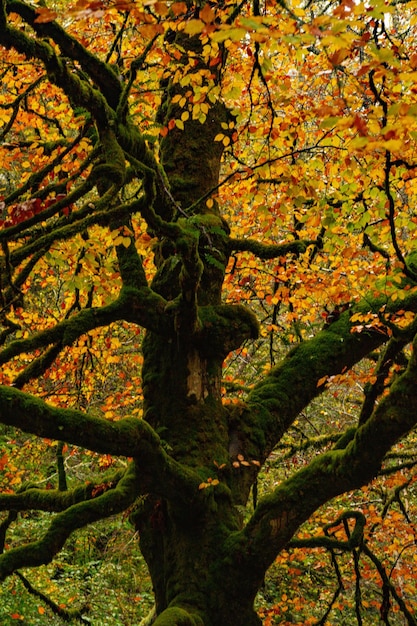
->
(199, 4, 215, 23)
(328, 48, 350, 66)
(34, 8, 58, 23)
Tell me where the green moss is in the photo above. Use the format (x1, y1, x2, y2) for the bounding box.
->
(159, 100, 231, 212)
(0, 464, 139, 581)
(152, 606, 204, 626)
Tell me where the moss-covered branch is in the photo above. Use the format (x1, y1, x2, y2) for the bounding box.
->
(0, 23, 112, 126)
(6, 0, 123, 109)
(229, 331, 417, 589)
(228, 237, 316, 259)
(0, 385, 159, 456)
(0, 293, 125, 365)
(0, 139, 97, 244)
(0, 282, 171, 368)
(0, 385, 202, 504)
(6, 186, 124, 266)
(0, 463, 139, 580)
(0, 472, 123, 513)
(243, 290, 417, 462)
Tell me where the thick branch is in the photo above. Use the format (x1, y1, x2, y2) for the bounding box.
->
(0, 463, 139, 580)
(244, 290, 417, 459)
(6, 0, 123, 109)
(229, 237, 315, 259)
(0, 385, 159, 456)
(0, 386, 201, 504)
(0, 473, 123, 513)
(231, 330, 417, 588)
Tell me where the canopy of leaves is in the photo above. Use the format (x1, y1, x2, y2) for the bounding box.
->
(0, 0, 417, 623)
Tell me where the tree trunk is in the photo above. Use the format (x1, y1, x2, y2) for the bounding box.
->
(132, 488, 263, 626)
(131, 36, 265, 623)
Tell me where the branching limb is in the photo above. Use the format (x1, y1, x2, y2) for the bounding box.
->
(0, 385, 202, 505)
(244, 286, 417, 460)
(362, 542, 417, 626)
(5, 0, 123, 109)
(227, 331, 417, 590)
(15, 570, 91, 623)
(0, 462, 139, 581)
(0, 473, 123, 513)
(0, 385, 159, 457)
(0, 290, 150, 366)
(228, 237, 316, 260)
(288, 510, 365, 551)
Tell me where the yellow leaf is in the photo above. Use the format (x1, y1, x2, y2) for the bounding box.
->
(382, 139, 402, 152)
(184, 19, 205, 36)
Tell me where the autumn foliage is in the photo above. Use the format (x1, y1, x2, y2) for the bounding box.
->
(1, 0, 417, 624)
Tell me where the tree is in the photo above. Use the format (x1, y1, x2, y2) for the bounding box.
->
(1, 0, 417, 624)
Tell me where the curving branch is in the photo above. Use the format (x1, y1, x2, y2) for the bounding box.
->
(0, 5, 158, 185)
(5, 0, 123, 109)
(288, 510, 366, 550)
(0, 462, 140, 580)
(0, 473, 122, 513)
(0, 385, 202, 503)
(0, 286, 165, 366)
(229, 329, 417, 592)
(229, 236, 316, 260)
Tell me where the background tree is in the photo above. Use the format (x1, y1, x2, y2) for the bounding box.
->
(0, 0, 417, 624)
